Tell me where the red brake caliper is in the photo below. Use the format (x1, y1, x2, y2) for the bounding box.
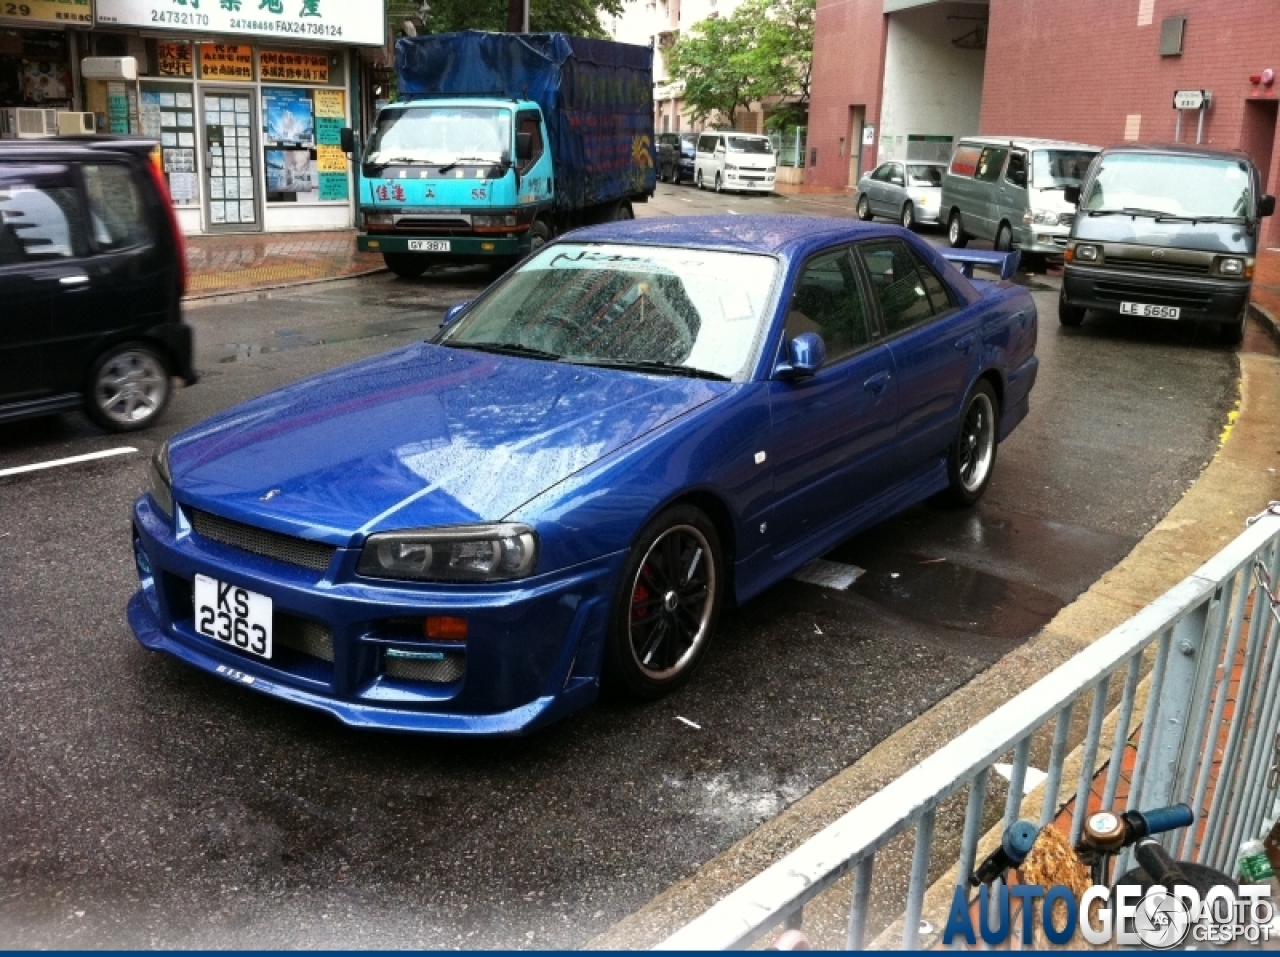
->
(632, 568, 652, 622)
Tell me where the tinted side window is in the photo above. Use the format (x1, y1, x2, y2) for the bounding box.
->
(516, 111, 545, 173)
(0, 163, 85, 265)
(910, 251, 955, 316)
(1005, 151, 1027, 188)
(858, 239, 935, 334)
(697, 134, 718, 153)
(83, 163, 150, 252)
(888, 164, 905, 185)
(784, 248, 872, 363)
(949, 144, 981, 177)
(871, 163, 892, 182)
(975, 147, 1009, 183)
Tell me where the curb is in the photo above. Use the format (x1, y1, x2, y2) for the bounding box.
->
(183, 266, 388, 304)
(1249, 299, 1280, 346)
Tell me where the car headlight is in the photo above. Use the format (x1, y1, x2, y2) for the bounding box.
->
(1024, 209, 1060, 225)
(1218, 256, 1246, 276)
(1074, 244, 1101, 262)
(473, 214, 518, 228)
(357, 524, 539, 582)
(150, 441, 173, 519)
(364, 212, 394, 227)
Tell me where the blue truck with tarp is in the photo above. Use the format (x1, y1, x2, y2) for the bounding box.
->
(344, 31, 657, 278)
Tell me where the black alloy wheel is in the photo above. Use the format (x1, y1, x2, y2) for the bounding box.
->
(604, 505, 723, 700)
(943, 380, 999, 507)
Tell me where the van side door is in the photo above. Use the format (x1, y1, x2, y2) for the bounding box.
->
(999, 150, 1030, 246)
(970, 146, 1009, 240)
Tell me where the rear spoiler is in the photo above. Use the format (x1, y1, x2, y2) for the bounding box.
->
(938, 249, 1021, 281)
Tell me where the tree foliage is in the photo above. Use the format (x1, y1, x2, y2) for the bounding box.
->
(387, 0, 623, 40)
(665, 0, 814, 128)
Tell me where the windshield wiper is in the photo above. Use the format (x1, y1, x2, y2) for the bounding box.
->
(1153, 214, 1247, 224)
(438, 156, 503, 174)
(1086, 207, 1171, 218)
(365, 155, 425, 170)
(445, 341, 562, 361)
(569, 358, 730, 381)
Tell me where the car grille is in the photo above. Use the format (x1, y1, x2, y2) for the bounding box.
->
(1105, 256, 1211, 276)
(1093, 278, 1213, 308)
(188, 508, 336, 572)
(384, 649, 465, 684)
(277, 615, 335, 662)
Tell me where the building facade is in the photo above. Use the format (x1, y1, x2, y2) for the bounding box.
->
(809, 0, 1280, 240)
(1, 0, 385, 235)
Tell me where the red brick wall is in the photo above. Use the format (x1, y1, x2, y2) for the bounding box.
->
(806, 0, 887, 189)
(982, 0, 1280, 241)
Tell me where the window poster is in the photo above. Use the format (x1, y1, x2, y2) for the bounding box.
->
(142, 87, 199, 206)
(262, 87, 313, 147)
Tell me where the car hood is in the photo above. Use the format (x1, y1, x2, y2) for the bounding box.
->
(170, 343, 728, 543)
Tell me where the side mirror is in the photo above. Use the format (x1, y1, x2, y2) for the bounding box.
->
(776, 332, 826, 379)
(339, 127, 356, 155)
(516, 131, 533, 162)
(1261, 194, 1276, 218)
(441, 300, 472, 328)
(1063, 184, 1081, 206)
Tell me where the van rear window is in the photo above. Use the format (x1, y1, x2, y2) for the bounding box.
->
(949, 145, 981, 178)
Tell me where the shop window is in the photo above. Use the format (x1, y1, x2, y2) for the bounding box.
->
(263, 86, 348, 204)
(0, 30, 72, 109)
(140, 85, 199, 207)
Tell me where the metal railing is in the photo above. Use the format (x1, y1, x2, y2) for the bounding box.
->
(658, 506, 1280, 950)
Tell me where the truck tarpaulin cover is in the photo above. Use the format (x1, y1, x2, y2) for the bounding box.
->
(396, 31, 656, 211)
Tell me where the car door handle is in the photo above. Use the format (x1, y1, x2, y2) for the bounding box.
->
(58, 274, 90, 287)
(863, 371, 890, 395)
(954, 334, 975, 354)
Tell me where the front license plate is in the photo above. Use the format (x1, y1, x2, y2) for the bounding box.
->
(407, 239, 450, 252)
(1120, 301, 1181, 319)
(194, 574, 272, 659)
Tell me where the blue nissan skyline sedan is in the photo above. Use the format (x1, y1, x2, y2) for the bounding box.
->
(129, 216, 1038, 736)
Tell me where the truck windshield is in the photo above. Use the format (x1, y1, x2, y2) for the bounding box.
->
(727, 137, 772, 154)
(1083, 152, 1253, 219)
(440, 242, 779, 381)
(1032, 150, 1096, 189)
(365, 106, 512, 166)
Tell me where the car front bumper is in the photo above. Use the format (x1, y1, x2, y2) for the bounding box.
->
(1013, 223, 1071, 255)
(1063, 264, 1251, 323)
(129, 495, 624, 736)
(723, 175, 775, 193)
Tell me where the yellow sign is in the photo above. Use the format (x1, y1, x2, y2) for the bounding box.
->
(259, 50, 329, 84)
(0, 0, 90, 25)
(157, 42, 193, 78)
(199, 44, 253, 82)
(317, 144, 347, 173)
(313, 89, 345, 119)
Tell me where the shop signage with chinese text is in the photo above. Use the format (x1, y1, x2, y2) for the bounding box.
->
(94, 0, 385, 47)
(260, 50, 328, 83)
(0, 0, 90, 26)
(200, 44, 253, 81)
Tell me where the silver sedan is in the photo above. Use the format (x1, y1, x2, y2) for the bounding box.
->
(855, 160, 946, 230)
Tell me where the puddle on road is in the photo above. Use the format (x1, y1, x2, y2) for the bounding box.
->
(217, 319, 433, 362)
(848, 552, 1064, 641)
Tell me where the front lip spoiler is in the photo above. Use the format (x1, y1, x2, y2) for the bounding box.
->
(128, 592, 597, 736)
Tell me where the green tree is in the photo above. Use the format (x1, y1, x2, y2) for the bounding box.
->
(666, 0, 814, 128)
(387, 0, 622, 39)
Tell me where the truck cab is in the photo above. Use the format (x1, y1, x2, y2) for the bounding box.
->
(354, 97, 555, 277)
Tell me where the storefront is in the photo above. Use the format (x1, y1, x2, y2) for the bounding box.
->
(86, 0, 384, 234)
(0, 0, 90, 120)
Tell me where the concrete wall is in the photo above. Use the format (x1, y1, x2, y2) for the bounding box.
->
(878, 3, 986, 162)
(982, 0, 1280, 241)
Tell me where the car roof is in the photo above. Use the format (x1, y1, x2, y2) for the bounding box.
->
(1094, 142, 1254, 162)
(0, 135, 157, 159)
(558, 215, 913, 258)
(957, 135, 1101, 152)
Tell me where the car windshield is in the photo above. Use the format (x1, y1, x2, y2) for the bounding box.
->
(907, 165, 943, 187)
(364, 106, 511, 166)
(727, 137, 772, 154)
(1032, 150, 1096, 189)
(1083, 152, 1253, 219)
(440, 242, 779, 380)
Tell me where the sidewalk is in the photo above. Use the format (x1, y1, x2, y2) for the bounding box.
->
(183, 229, 384, 299)
(1251, 246, 1280, 342)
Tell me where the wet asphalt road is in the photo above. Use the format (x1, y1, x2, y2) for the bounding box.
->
(0, 186, 1242, 947)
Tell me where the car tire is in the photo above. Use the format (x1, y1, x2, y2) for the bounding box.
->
(695, 170, 704, 190)
(603, 504, 724, 701)
(942, 380, 1000, 508)
(715, 173, 723, 193)
(856, 194, 873, 221)
(84, 343, 172, 433)
(900, 201, 915, 231)
(383, 252, 429, 279)
(1219, 313, 1246, 345)
(994, 222, 1013, 253)
(948, 210, 969, 248)
(614, 200, 634, 221)
(1059, 289, 1086, 327)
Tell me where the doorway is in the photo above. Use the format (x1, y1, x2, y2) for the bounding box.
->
(200, 87, 263, 232)
(847, 105, 865, 187)
(1242, 99, 1279, 194)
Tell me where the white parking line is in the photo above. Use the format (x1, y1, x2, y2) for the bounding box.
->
(0, 447, 138, 478)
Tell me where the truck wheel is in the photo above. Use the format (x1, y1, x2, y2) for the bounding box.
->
(614, 201, 634, 221)
(1059, 289, 1086, 327)
(947, 211, 969, 249)
(383, 253, 428, 279)
(526, 220, 552, 257)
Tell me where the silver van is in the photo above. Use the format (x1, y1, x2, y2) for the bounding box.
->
(694, 131, 777, 194)
(941, 137, 1100, 255)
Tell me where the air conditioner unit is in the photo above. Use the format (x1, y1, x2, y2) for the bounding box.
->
(57, 112, 96, 135)
(1, 108, 58, 139)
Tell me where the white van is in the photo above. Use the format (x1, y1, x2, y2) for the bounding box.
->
(694, 131, 777, 194)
